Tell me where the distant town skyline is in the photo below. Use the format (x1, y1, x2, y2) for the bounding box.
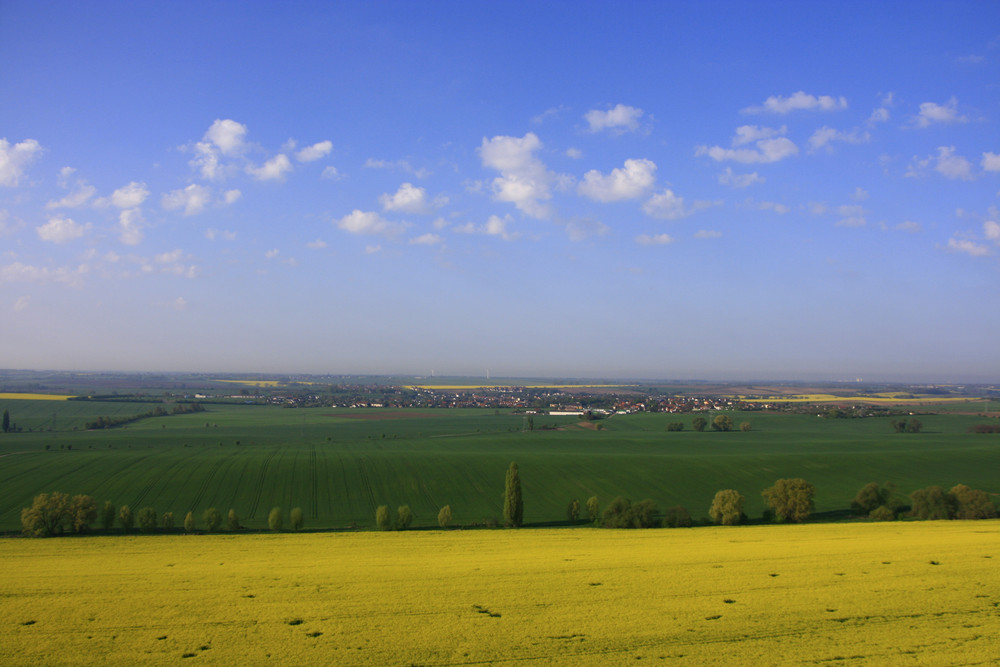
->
(2, 2, 999, 383)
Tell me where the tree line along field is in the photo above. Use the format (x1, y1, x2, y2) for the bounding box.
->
(1, 399, 999, 531)
(1, 523, 998, 665)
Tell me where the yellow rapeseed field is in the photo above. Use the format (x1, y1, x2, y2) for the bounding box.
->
(1, 523, 998, 665)
(742, 394, 978, 404)
(0, 393, 74, 401)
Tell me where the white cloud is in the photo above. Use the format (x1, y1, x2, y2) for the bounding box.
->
(455, 214, 519, 241)
(758, 201, 790, 214)
(0, 262, 84, 287)
(223, 189, 242, 205)
(162, 184, 212, 216)
(584, 104, 644, 133)
(479, 133, 559, 219)
(984, 220, 1000, 243)
(171, 297, 187, 310)
(364, 158, 430, 179)
(247, 154, 292, 181)
(336, 209, 408, 237)
(108, 181, 150, 208)
(380, 182, 446, 214)
(565, 147, 583, 159)
(696, 126, 798, 164)
(295, 140, 332, 162)
(565, 218, 608, 241)
(118, 208, 144, 245)
(205, 228, 237, 241)
(321, 166, 342, 180)
(981, 152, 1000, 172)
(694, 230, 722, 239)
(636, 233, 674, 245)
(578, 158, 656, 202)
(718, 167, 763, 188)
(808, 126, 870, 152)
(36, 215, 90, 243)
(306, 239, 327, 249)
(895, 221, 922, 233)
(0, 138, 43, 187)
(946, 238, 989, 256)
(14, 295, 30, 312)
(265, 248, 280, 259)
(46, 180, 96, 209)
(933, 146, 974, 180)
(851, 187, 869, 201)
(204, 119, 248, 155)
(365, 244, 381, 254)
(642, 189, 689, 220)
(744, 91, 847, 114)
(409, 233, 442, 246)
(155, 249, 183, 264)
(836, 204, 867, 227)
(913, 97, 967, 128)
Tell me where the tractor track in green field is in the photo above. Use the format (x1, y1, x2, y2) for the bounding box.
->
(309, 445, 318, 519)
(357, 457, 376, 514)
(246, 447, 280, 520)
(187, 452, 231, 513)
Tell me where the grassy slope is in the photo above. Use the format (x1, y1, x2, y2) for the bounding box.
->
(1, 401, 998, 530)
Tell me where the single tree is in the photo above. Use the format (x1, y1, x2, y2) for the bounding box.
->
(137, 506, 158, 532)
(184, 511, 196, 532)
(289, 507, 304, 531)
(712, 414, 734, 431)
(397, 505, 413, 530)
(905, 418, 923, 433)
(852, 482, 889, 516)
(868, 505, 897, 521)
(585, 496, 600, 523)
(950, 484, 997, 520)
(503, 461, 523, 528)
(437, 504, 452, 529)
(203, 507, 222, 532)
(227, 508, 240, 531)
(268, 506, 284, 531)
(376, 505, 392, 531)
(740, 422, 752, 432)
(21, 492, 71, 537)
(666, 422, 684, 432)
(692, 417, 707, 432)
(119, 504, 134, 532)
(709, 489, 745, 525)
(162, 511, 174, 531)
(69, 494, 98, 533)
(891, 419, 907, 433)
(762, 478, 815, 523)
(567, 498, 581, 522)
(910, 486, 954, 520)
(101, 500, 116, 531)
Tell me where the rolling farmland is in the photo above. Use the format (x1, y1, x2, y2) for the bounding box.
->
(1, 523, 998, 665)
(1, 398, 999, 531)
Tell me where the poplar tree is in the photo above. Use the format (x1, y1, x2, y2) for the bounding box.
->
(503, 461, 523, 528)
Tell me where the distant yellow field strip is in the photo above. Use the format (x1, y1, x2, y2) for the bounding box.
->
(0, 393, 74, 401)
(743, 394, 981, 404)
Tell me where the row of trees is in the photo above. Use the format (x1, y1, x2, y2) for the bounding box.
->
(20, 493, 306, 536)
(852, 482, 996, 521)
(667, 415, 752, 432)
(84, 402, 205, 430)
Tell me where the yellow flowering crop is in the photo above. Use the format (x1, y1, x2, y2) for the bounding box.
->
(0, 393, 74, 401)
(1, 522, 997, 665)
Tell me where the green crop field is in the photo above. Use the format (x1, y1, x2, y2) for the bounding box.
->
(1, 399, 999, 531)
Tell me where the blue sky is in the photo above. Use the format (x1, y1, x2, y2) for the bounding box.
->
(2, 1, 999, 381)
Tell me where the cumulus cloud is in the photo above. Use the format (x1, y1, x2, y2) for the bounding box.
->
(364, 158, 430, 179)
(479, 133, 561, 219)
(984, 219, 1000, 243)
(696, 126, 798, 164)
(718, 168, 763, 188)
(118, 208, 144, 245)
(836, 204, 867, 227)
(107, 181, 150, 208)
(336, 209, 409, 237)
(0, 262, 84, 287)
(946, 238, 989, 256)
(906, 146, 975, 180)
(694, 230, 722, 239)
(0, 138, 43, 187)
(808, 126, 870, 152)
(205, 228, 237, 241)
(643, 189, 689, 220)
(564, 218, 609, 241)
(454, 214, 519, 241)
(912, 97, 967, 128)
(295, 140, 332, 162)
(190, 119, 248, 180)
(380, 182, 446, 214)
(578, 158, 656, 202)
(744, 91, 847, 114)
(247, 154, 292, 181)
(895, 221, 922, 233)
(409, 233, 442, 246)
(584, 104, 644, 133)
(636, 233, 674, 245)
(223, 189, 242, 205)
(321, 166, 342, 180)
(757, 201, 790, 214)
(36, 215, 90, 243)
(46, 177, 96, 209)
(162, 184, 212, 216)
(982, 152, 1000, 172)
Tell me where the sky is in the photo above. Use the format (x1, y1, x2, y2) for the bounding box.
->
(1, 1, 999, 382)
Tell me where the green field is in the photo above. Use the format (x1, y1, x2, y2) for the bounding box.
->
(1, 399, 999, 531)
